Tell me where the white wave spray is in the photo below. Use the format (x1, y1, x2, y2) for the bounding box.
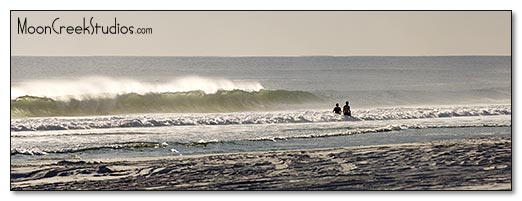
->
(11, 76, 265, 100)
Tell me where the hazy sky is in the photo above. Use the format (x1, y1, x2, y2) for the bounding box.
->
(11, 11, 510, 56)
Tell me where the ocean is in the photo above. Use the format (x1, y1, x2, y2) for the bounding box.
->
(10, 56, 511, 165)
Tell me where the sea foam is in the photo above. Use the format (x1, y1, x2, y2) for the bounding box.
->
(11, 104, 511, 132)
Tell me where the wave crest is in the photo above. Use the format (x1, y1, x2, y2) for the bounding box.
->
(11, 90, 322, 117)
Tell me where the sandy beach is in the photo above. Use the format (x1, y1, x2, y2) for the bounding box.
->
(11, 136, 511, 190)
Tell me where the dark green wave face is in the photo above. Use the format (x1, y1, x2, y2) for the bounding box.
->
(11, 90, 322, 117)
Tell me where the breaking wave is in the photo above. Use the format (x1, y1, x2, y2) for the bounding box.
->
(11, 90, 322, 117)
(11, 104, 511, 132)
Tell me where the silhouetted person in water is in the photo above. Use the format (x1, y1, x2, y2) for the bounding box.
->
(333, 103, 342, 114)
(343, 101, 351, 116)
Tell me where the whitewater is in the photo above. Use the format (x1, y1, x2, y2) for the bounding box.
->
(11, 104, 510, 131)
(10, 56, 511, 165)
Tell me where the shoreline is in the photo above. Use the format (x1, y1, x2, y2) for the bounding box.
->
(11, 136, 512, 190)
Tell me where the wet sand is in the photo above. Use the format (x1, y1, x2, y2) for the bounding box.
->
(11, 136, 511, 190)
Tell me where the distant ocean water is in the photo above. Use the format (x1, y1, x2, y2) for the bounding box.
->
(10, 56, 511, 164)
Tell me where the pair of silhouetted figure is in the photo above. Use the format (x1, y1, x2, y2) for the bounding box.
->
(333, 101, 351, 116)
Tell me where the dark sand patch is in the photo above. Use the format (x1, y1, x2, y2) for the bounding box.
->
(11, 136, 511, 190)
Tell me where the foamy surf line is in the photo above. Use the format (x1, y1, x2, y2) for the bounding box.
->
(11, 104, 511, 132)
(10, 123, 511, 156)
